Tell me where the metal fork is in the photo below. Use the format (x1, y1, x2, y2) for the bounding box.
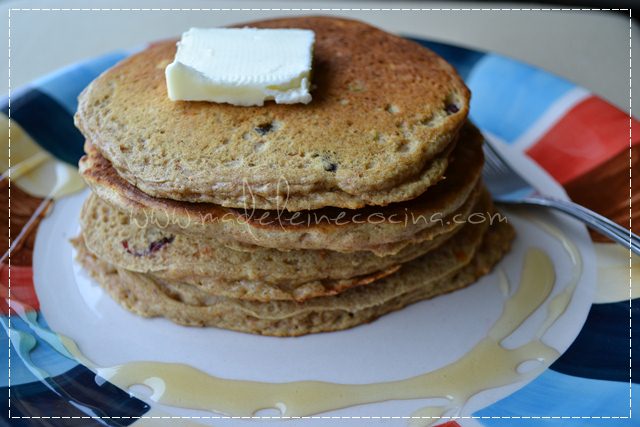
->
(482, 139, 640, 255)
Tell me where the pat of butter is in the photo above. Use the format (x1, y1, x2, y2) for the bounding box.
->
(165, 28, 315, 106)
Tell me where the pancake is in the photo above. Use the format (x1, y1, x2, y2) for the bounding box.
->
(75, 214, 514, 336)
(74, 236, 401, 303)
(75, 16, 469, 211)
(78, 191, 494, 298)
(79, 121, 485, 256)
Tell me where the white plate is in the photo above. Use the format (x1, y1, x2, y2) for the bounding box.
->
(34, 141, 596, 426)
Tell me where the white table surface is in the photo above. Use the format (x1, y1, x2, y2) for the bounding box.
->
(0, 0, 637, 116)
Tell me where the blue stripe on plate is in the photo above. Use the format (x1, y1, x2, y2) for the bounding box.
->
(35, 52, 129, 114)
(466, 54, 576, 143)
(0, 314, 149, 425)
(550, 300, 640, 384)
(474, 369, 638, 425)
(0, 315, 79, 387)
(1, 381, 109, 427)
(407, 38, 485, 80)
(0, 364, 149, 426)
(0, 88, 85, 166)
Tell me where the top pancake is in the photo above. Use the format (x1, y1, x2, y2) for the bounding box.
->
(80, 121, 485, 255)
(75, 16, 470, 211)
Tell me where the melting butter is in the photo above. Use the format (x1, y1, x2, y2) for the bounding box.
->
(16, 215, 578, 426)
(496, 268, 510, 297)
(526, 216, 584, 338)
(60, 246, 578, 426)
(488, 248, 554, 341)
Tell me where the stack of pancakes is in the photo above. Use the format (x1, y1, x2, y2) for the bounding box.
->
(72, 17, 514, 336)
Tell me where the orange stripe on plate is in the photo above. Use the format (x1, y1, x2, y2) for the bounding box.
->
(526, 96, 640, 184)
(0, 264, 39, 314)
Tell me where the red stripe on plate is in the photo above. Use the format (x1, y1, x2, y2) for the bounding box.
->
(526, 96, 639, 184)
(0, 264, 39, 314)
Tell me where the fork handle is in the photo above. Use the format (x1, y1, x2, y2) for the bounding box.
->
(520, 195, 640, 256)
